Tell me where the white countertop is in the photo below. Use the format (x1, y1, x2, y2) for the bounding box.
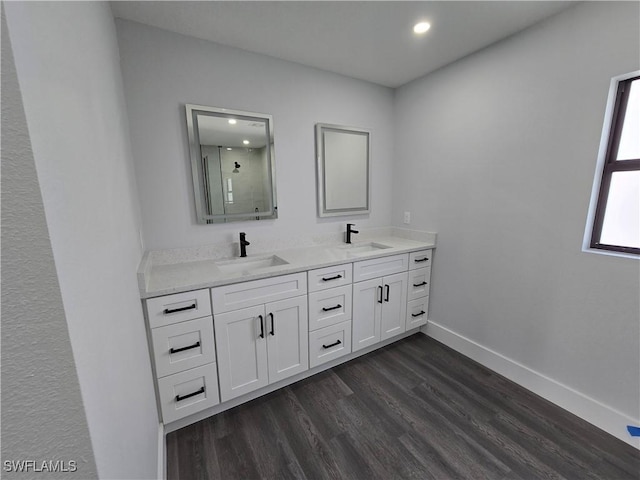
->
(140, 235, 435, 299)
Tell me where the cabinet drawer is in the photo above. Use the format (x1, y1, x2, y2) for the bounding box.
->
(407, 297, 429, 330)
(157, 363, 220, 424)
(211, 273, 307, 314)
(408, 267, 431, 301)
(307, 263, 352, 292)
(309, 320, 352, 368)
(308, 285, 352, 331)
(352, 254, 408, 283)
(151, 317, 216, 378)
(146, 289, 211, 328)
(409, 249, 432, 270)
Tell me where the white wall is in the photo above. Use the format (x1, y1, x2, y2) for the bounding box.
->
(5, 3, 159, 478)
(116, 20, 395, 250)
(5, 6, 636, 476)
(1, 9, 98, 478)
(393, 1, 639, 441)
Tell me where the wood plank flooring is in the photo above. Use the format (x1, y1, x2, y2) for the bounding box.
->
(166, 333, 640, 479)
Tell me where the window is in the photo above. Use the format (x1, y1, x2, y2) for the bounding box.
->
(589, 73, 640, 256)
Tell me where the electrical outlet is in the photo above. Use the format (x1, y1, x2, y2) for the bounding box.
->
(403, 211, 411, 224)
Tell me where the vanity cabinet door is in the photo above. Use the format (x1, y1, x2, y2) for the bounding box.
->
(214, 305, 269, 402)
(380, 272, 408, 341)
(352, 278, 382, 352)
(265, 296, 309, 384)
(353, 272, 409, 350)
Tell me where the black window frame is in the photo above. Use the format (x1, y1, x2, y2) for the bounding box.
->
(590, 74, 640, 255)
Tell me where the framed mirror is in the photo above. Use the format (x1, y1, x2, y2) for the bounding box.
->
(186, 104, 278, 224)
(315, 123, 370, 217)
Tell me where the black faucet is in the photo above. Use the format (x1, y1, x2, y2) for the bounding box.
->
(239, 232, 250, 257)
(346, 223, 359, 244)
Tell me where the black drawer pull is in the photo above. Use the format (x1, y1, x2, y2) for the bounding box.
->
(169, 341, 201, 354)
(322, 274, 343, 282)
(269, 312, 275, 336)
(175, 386, 205, 402)
(258, 315, 264, 339)
(322, 339, 342, 349)
(413, 281, 428, 287)
(385, 284, 390, 302)
(322, 304, 342, 312)
(414, 257, 429, 263)
(163, 303, 197, 315)
(412, 311, 426, 317)
(377, 285, 383, 304)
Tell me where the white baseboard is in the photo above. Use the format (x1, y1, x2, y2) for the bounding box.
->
(423, 321, 640, 449)
(157, 422, 165, 480)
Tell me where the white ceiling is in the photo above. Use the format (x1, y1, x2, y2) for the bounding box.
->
(111, 1, 576, 88)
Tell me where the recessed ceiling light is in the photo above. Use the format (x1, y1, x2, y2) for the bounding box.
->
(228, 119, 237, 125)
(227, 147, 232, 150)
(413, 22, 431, 34)
(243, 140, 250, 145)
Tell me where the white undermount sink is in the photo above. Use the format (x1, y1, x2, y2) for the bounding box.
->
(215, 255, 289, 274)
(337, 242, 391, 257)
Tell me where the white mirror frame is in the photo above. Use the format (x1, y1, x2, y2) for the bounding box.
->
(315, 123, 371, 218)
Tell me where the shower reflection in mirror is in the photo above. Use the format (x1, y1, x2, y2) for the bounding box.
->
(186, 105, 278, 224)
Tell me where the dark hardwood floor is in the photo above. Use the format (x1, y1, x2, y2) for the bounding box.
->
(166, 334, 640, 479)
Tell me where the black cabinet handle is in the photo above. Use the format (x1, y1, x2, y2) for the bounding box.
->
(411, 311, 426, 317)
(384, 284, 390, 302)
(322, 339, 342, 349)
(377, 285, 383, 304)
(414, 257, 429, 263)
(322, 304, 342, 312)
(413, 281, 428, 287)
(269, 312, 275, 336)
(258, 315, 264, 338)
(163, 303, 196, 315)
(322, 274, 342, 282)
(169, 341, 201, 354)
(175, 386, 205, 402)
